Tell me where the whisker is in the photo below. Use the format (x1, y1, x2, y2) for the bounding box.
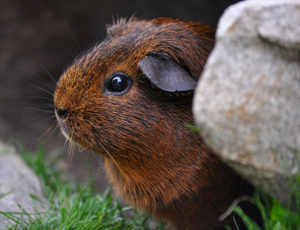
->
(78, 144, 90, 153)
(16, 66, 56, 91)
(66, 137, 76, 167)
(32, 114, 56, 121)
(22, 101, 54, 108)
(61, 129, 75, 168)
(32, 77, 55, 93)
(23, 95, 54, 102)
(22, 74, 56, 94)
(39, 62, 58, 86)
(30, 116, 57, 130)
(97, 141, 123, 174)
(63, 134, 69, 149)
(26, 82, 54, 96)
(23, 107, 54, 114)
(63, 138, 71, 166)
(67, 28, 81, 54)
(31, 105, 55, 109)
(37, 124, 59, 143)
(90, 153, 105, 176)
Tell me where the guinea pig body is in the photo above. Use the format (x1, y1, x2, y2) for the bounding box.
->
(54, 18, 253, 230)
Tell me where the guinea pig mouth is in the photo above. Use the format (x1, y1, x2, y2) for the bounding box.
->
(55, 110, 71, 141)
(59, 125, 71, 141)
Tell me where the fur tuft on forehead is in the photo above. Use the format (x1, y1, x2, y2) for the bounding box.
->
(106, 16, 138, 37)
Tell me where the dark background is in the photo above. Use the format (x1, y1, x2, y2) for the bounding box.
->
(0, 0, 241, 192)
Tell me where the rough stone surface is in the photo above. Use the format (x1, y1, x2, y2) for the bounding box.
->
(0, 142, 45, 228)
(193, 0, 300, 206)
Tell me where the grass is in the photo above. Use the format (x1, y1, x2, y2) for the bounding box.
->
(0, 148, 166, 230)
(1, 145, 300, 230)
(233, 178, 300, 230)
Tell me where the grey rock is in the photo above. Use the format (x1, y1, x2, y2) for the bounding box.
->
(193, 0, 300, 206)
(0, 142, 45, 228)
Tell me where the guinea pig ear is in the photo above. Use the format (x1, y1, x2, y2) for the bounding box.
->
(138, 56, 197, 92)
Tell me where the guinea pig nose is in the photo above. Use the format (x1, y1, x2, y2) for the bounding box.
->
(55, 107, 68, 120)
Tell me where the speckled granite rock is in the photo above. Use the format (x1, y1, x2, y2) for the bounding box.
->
(0, 142, 45, 228)
(193, 0, 300, 206)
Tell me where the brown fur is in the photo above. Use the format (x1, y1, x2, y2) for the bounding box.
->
(54, 18, 253, 230)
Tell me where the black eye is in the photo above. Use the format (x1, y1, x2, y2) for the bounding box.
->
(104, 72, 132, 95)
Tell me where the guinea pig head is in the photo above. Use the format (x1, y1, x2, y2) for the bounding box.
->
(54, 17, 215, 165)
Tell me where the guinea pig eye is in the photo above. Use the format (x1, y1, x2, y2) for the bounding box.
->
(104, 72, 132, 95)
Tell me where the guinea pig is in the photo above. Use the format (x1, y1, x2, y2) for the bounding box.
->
(54, 17, 254, 230)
